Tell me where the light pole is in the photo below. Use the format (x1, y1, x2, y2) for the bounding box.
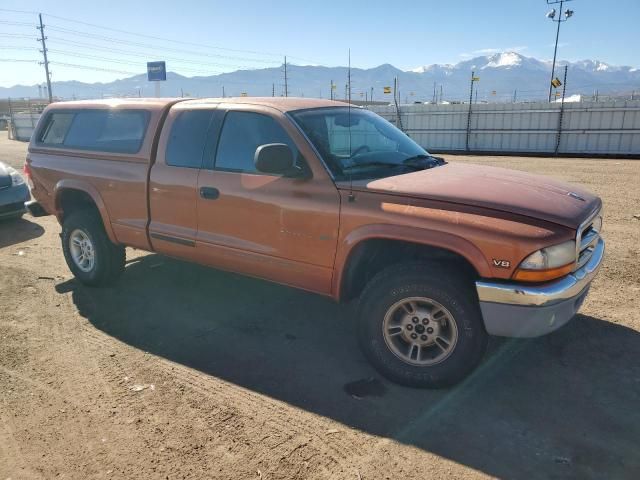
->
(546, 0, 574, 102)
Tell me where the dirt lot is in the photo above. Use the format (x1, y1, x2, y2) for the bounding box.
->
(1, 135, 639, 479)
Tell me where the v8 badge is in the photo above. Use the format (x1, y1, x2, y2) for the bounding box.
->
(492, 259, 511, 269)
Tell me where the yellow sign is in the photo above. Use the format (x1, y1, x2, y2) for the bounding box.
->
(331, 84, 337, 90)
(383, 86, 392, 94)
(551, 78, 562, 88)
(472, 76, 480, 81)
(240, 92, 248, 97)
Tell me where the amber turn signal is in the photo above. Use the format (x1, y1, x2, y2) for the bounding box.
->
(512, 262, 574, 283)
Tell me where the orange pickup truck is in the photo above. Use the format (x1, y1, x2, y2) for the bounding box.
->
(25, 97, 604, 387)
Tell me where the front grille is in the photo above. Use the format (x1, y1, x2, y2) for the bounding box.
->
(575, 211, 602, 270)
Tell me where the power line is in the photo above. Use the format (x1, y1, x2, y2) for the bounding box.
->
(0, 58, 39, 63)
(45, 12, 285, 58)
(44, 37, 270, 70)
(0, 8, 325, 66)
(51, 61, 139, 76)
(0, 20, 35, 27)
(0, 33, 36, 39)
(44, 25, 281, 65)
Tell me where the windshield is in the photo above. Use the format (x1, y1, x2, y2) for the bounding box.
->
(289, 107, 432, 180)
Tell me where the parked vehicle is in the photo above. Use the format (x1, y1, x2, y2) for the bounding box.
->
(0, 160, 30, 220)
(25, 98, 604, 387)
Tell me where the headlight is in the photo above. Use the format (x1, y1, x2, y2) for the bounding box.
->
(7, 166, 25, 186)
(513, 240, 576, 282)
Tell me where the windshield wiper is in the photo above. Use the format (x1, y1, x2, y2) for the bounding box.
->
(342, 161, 423, 172)
(402, 154, 444, 169)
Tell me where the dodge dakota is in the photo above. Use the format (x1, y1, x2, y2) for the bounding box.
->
(25, 97, 604, 387)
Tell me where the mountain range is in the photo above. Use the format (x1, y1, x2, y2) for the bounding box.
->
(2, 52, 638, 103)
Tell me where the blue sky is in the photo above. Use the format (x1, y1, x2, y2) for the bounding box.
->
(1, 0, 638, 87)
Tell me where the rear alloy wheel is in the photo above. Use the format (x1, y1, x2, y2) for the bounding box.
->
(68, 229, 96, 273)
(358, 263, 488, 388)
(61, 209, 125, 286)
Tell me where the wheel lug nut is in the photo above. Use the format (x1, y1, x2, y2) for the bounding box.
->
(421, 335, 427, 341)
(410, 333, 418, 339)
(422, 318, 429, 325)
(427, 327, 434, 334)
(406, 324, 413, 331)
(412, 317, 419, 323)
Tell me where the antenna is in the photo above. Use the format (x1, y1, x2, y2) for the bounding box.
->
(348, 48, 352, 156)
(347, 49, 355, 202)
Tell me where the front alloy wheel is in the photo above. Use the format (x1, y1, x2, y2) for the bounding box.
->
(383, 297, 458, 366)
(357, 263, 488, 388)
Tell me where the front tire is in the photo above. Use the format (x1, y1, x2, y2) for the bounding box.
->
(357, 263, 488, 388)
(61, 209, 125, 286)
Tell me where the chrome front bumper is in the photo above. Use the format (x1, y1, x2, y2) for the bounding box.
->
(475, 238, 605, 337)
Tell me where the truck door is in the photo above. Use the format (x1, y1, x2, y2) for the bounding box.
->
(196, 106, 340, 294)
(149, 106, 220, 261)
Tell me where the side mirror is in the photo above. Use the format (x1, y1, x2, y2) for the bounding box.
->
(254, 143, 299, 176)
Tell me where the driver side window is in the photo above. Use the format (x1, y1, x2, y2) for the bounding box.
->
(215, 111, 299, 174)
(325, 115, 397, 156)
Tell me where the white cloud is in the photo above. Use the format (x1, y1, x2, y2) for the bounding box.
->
(459, 46, 528, 58)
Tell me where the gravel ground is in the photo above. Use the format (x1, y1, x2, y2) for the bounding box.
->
(1, 135, 639, 479)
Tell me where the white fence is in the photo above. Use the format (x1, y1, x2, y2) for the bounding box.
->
(7, 112, 41, 142)
(369, 101, 640, 156)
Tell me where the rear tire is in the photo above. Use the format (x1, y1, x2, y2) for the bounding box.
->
(61, 209, 125, 286)
(357, 262, 488, 388)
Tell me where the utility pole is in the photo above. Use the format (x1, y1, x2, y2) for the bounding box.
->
(283, 56, 288, 97)
(546, 1, 575, 102)
(272, 83, 275, 97)
(222, 85, 225, 98)
(37, 13, 53, 103)
(440, 85, 443, 104)
(432, 82, 437, 104)
(330, 80, 334, 100)
(466, 71, 477, 151)
(393, 76, 403, 131)
(513, 89, 517, 103)
(555, 65, 568, 154)
(371, 87, 374, 103)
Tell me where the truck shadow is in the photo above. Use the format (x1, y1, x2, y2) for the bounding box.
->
(0, 216, 45, 249)
(56, 254, 640, 479)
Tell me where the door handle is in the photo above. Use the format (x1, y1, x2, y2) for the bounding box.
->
(199, 187, 220, 200)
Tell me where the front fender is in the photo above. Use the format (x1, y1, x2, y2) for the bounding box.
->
(54, 179, 117, 244)
(331, 223, 492, 300)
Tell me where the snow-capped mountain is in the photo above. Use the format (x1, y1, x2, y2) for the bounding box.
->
(1, 52, 638, 102)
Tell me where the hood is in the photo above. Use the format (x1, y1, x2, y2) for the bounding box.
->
(0, 162, 12, 189)
(346, 163, 601, 229)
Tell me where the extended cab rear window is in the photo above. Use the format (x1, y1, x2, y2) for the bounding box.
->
(37, 109, 149, 154)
